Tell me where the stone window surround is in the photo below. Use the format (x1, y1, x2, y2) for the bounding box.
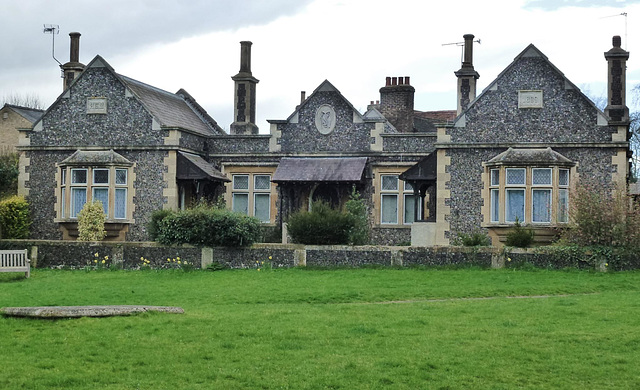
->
(484, 165, 571, 226)
(224, 166, 277, 225)
(374, 167, 416, 227)
(56, 165, 133, 222)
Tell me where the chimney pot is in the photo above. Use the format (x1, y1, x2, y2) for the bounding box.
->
(69, 32, 81, 63)
(392, 77, 398, 86)
(239, 41, 253, 74)
(405, 76, 410, 85)
(301, 91, 306, 104)
(385, 77, 391, 86)
(613, 35, 622, 48)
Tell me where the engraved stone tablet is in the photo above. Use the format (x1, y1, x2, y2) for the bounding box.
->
(87, 97, 107, 114)
(315, 104, 336, 134)
(518, 91, 543, 108)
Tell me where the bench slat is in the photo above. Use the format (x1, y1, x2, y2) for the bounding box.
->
(0, 250, 30, 278)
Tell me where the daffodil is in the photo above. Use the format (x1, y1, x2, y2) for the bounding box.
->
(177, 260, 181, 264)
(104, 256, 109, 260)
(101, 260, 106, 264)
(268, 256, 272, 260)
(94, 253, 99, 257)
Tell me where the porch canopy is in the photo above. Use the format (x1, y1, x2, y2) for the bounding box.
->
(177, 152, 229, 182)
(399, 152, 437, 222)
(272, 157, 367, 183)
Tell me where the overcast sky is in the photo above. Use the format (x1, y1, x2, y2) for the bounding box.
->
(2, 0, 639, 133)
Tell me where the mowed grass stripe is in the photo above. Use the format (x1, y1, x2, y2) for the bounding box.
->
(1, 268, 639, 389)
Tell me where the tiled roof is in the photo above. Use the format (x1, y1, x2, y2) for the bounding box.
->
(414, 110, 457, 122)
(119, 75, 223, 137)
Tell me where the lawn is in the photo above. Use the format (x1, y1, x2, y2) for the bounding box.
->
(1, 267, 639, 389)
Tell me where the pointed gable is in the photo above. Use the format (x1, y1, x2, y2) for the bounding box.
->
(271, 79, 376, 153)
(449, 44, 612, 144)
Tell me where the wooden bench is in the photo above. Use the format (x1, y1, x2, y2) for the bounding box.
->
(0, 250, 30, 278)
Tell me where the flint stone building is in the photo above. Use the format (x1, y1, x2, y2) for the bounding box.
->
(18, 34, 631, 246)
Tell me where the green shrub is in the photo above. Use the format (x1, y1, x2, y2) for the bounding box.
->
(156, 205, 261, 247)
(0, 195, 31, 239)
(0, 152, 19, 199)
(344, 187, 370, 245)
(561, 181, 640, 248)
(147, 209, 175, 241)
(505, 219, 534, 248)
(77, 201, 106, 241)
(458, 231, 491, 246)
(286, 201, 355, 245)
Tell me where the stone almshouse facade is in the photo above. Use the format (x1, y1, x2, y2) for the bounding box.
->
(18, 34, 631, 246)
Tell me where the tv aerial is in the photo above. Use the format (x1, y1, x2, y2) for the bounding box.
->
(43, 24, 62, 67)
(442, 37, 481, 63)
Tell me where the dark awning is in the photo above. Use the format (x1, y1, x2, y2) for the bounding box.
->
(177, 152, 229, 182)
(399, 153, 437, 182)
(272, 157, 367, 182)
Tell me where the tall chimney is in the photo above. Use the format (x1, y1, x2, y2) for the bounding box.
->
(454, 34, 480, 115)
(379, 76, 415, 132)
(230, 41, 259, 135)
(604, 35, 630, 125)
(61, 32, 85, 91)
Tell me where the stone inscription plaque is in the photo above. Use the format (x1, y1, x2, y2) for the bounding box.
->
(87, 97, 107, 114)
(518, 90, 543, 108)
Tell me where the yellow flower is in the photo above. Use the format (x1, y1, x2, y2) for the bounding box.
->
(177, 257, 180, 261)
(605, 263, 609, 266)
(268, 256, 272, 260)
(104, 256, 109, 260)
(177, 260, 181, 264)
(261, 261, 264, 265)
(257, 269, 261, 272)
(94, 253, 99, 257)
(507, 257, 512, 262)
(140, 257, 144, 261)
(167, 258, 171, 262)
(94, 259, 98, 263)
(101, 260, 106, 264)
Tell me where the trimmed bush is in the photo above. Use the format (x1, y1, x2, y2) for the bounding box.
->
(505, 219, 534, 248)
(0, 195, 31, 239)
(458, 231, 491, 246)
(287, 201, 356, 245)
(77, 201, 106, 241)
(156, 206, 261, 247)
(147, 209, 175, 241)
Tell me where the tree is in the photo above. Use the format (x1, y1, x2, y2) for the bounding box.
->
(1, 93, 44, 110)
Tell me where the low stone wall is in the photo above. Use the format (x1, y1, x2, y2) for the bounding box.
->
(0, 240, 627, 271)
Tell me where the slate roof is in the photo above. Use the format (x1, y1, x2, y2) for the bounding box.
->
(177, 152, 229, 182)
(273, 157, 367, 182)
(60, 149, 133, 166)
(120, 75, 224, 137)
(487, 147, 575, 166)
(2, 104, 44, 123)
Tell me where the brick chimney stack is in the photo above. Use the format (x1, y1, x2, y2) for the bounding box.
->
(230, 41, 259, 135)
(604, 35, 630, 125)
(379, 76, 415, 132)
(61, 32, 85, 91)
(454, 34, 480, 115)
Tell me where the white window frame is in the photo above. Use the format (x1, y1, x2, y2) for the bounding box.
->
(380, 175, 399, 225)
(231, 174, 272, 223)
(253, 175, 271, 223)
(60, 166, 131, 221)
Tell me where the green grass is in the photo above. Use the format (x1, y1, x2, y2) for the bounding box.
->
(1, 268, 639, 389)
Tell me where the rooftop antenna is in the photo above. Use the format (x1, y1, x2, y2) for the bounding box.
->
(43, 24, 62, 67)
(442, 38, 481, 63)
(600, 12, 627, 50)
